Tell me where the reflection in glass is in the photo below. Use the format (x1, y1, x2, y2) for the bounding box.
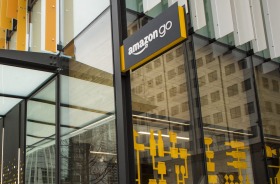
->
(60, 61, 117, 184)
(62, 0, 110, 47)
(25, 80, 56, 184)
(194, 35, 261, 183)
(254, 60, 280, 183)
(131, 44, 194, 184)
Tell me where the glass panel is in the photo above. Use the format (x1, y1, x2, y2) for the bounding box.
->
(25, 79, 56, 184)
(131, 44, 195, 184)
(60, 60, 117, 184)
(0, 97, 22, 116)
(254, 59, 280, 183)
(0, 64, 53, 97)
(194, 35, 266, 183)
(126, 0, 167, 18)
(62, 0, 110, 47)
(60, 5, 117, 183)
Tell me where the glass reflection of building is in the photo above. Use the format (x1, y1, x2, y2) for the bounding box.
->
(0, 0, 280, 184)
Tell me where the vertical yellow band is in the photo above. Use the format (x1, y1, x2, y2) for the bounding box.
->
(16, 0, 27, 51)
(45, 0, 57, 52)
(120, 45, 125, 71)
(178, 6, 187, 38)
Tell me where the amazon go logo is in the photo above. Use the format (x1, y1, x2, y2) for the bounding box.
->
(128, 21, 173, 56)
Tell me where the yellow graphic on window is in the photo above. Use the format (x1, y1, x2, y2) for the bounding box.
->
(266, 145, 280, 184)
(133, 129, 190, 184)
(225, 141, 250, 184)
(204, 137, 217, 184)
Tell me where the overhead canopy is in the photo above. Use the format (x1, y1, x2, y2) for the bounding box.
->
(0, 64, 55, 116)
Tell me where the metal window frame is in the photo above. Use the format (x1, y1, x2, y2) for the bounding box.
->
(110, 0, 136, 183)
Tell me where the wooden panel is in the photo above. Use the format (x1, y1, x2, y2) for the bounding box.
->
(0, 0, 12, 30)
(16, 0, 27, 51)
(7, 0, 18, 19)
(45, 0, 56, 52)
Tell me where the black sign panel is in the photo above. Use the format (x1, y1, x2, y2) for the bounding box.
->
(121, 3, 187, 72)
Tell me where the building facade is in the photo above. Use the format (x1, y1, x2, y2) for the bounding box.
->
(0, 0, 280, 183)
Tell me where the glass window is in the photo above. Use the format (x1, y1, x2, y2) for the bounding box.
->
(157, 92, 165, 102)
(154, 58, 161, 68)
(181, 101, 189, 112)
(130, 44, 194, 184)
(198, 76, 206, 87)
(26, 80, 56, 184)
(146, 62, 153, 72)
(225, 63, 236, 76)
(244, 102, 254, 115)
(208, 70, 218, 83)
(210, 91, 220, 103)
(62, 0, 110, 47)
(254, 57, 280, 182)
(177, 64, 185, 75)
(272, 80, 279, 92)
(227, 84, 239, 97)
(262, 77, 269, 89)
(169, 87, 177, 98)
(167, 69, 177, 80)
(203, 115, 211, 124)
(201, 95, 209, 106)
(265, 101, 273, 112)
(242, 79, 252, 92)
(276, 103, 280, 114)
(179, 82, 187, 93)
(196, 57, 204, 68)
(155, 75, 163, 85)
(60, 5, 117, 183)
(205, 52, 215, 64)
(194, 35, 263, 184)
(230, 106, 241, 119)
(238, 59, 248, 70)
(213, 112, 223, 124)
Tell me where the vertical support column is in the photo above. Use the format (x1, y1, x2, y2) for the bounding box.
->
(110, 0, 136, 184)
(0, 118, 4, 184)
(16, 0, 27, 51)
(183, 35, 208, 184)
(184, 3, 208, 183)
(250, 57, 270, 184)
(55, 74, 61, 184)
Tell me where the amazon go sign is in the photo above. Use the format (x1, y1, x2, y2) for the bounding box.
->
(120, 3, 187, 72)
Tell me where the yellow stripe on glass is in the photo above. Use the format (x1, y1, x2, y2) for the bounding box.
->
(45, 0, 57, 52)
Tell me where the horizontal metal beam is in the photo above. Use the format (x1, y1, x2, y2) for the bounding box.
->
(0, 49, 66, 72)
(0, 93, 25, 99)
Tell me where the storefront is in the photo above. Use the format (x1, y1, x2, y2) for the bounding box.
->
(0, 0, 280, 183)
